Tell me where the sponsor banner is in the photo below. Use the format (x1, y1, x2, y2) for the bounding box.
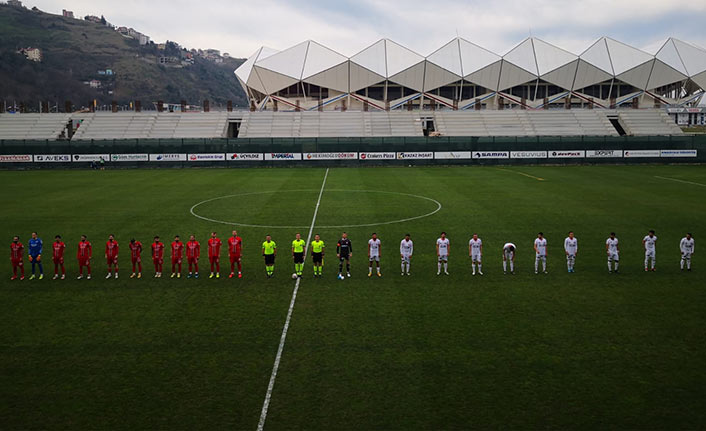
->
(660, 149, 697, 158)
(434, 151, 472, 159)
(72, 154, 109, 162)
(472, 151, 509, 159)
(586, 150, 623, 158)
(548, 150, 585, 158)
(510, 151, 548, 159)
(188, 153, 226, 162)
(304, 152, 358, 160)
(359, 152, 396, 160)
(111, 153, 149, 162)
(264, 153, 302, 161)
(396, 152, 433, 160)
(149, 153, 187, 162)
(0, 154, 32, 163)
(227, 153, 264, 161)
(33, 154, 71, 162)
(623, 150, 660, 158)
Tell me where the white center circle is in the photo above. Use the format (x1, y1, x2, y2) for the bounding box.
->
(189, 189, 442, 229)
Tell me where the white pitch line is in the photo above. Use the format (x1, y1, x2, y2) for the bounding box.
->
(257, 167, 329, 431)
(654, 175, 706, 188)
(495, 167, 545, 181)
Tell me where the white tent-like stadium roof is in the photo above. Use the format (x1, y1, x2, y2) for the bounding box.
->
(235, 37, 706, 97)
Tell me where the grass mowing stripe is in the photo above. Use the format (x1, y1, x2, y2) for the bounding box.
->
(257, 168, 330, 431)
(654, 175, 706, 187)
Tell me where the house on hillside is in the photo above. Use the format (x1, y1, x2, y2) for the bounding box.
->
(88, 79, 101, 88)
(62, 9, 74, 18)
(17, 47, 42, 62)
(7, 0, 23, 7)
(139, 34, 150, 45)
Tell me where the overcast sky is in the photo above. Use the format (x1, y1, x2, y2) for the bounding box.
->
(23, 0, 706, 58)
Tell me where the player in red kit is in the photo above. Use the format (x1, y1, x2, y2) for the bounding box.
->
(10, 236, 25, 280)
(208, 231, 222, 279)
(171, 235, 184, 278)
(228, 229, 243, 279)
(186, 234, 200, 278)
(151, 236, 165, 278)
(105, 234, 119, 279)
(52, 235, 66, 280)
(76, 235, 92, 280)
(129, 238, 143, 279)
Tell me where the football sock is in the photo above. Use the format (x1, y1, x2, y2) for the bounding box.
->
(535, 259, 539, 272)
(437, 262, 441, 272)
(510, 262, 514, 272)
(478, 264, 482, 272)
(443, 262, 448, 272)
(503, 261, 507, 271)
(346, 263, 350, 273)
(681, 258, 685, 269)
(542, 261, 547, 271)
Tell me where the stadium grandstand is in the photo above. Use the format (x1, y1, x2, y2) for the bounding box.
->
(0, 36, 703, 141)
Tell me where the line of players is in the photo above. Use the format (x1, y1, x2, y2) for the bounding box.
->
(8, 229, 696, 281)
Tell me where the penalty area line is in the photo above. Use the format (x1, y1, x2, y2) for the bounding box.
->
(654, 175, 706, 188)
(257, 167, 329, 431)
(495, 167, 545, 181)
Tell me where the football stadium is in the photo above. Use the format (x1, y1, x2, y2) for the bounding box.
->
(2, 26, 706, 430)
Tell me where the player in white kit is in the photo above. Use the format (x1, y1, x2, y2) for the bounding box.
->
(606, 232, 620, 273)
(468, 234, 483, 276)
(643, 230, 657, 271)
(368, 233, 382, 277)
(400, 234, 413, 276)
(680, 233, 695, 271)
(436, 232, 450, 275)
(502, 242, 516, 274)
(564, 231, 578, 273)
(534, 232, 548, 274)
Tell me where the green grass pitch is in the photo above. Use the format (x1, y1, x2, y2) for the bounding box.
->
(1, 165, 705, 429)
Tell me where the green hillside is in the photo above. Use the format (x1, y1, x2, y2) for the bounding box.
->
(0, 4, 248, 109)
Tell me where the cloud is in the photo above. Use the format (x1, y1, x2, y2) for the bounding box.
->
(24, 0, 706, 57)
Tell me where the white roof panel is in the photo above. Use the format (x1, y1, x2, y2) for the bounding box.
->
(503, 38, 538, 75)
(255, 40, 309, 79)
(235, 46, 279, 84)
(427, 38, 462, 76)
(459, 38, 501, 77)
(350, 39, 387, 78)
(580, 38, 613, 75)
(498, 60, 537, 91)
(672, 39, 706, 76)
(646, 60, 687, 90)
(605, 38, 652, 75)
(385, 39, 424, 77)
(616, 60, 654, 90)
(533, 38, 577, 75)
(302, 41, 348, 80)
(656, 39, 688, 76)
(541, 60, 578, 90)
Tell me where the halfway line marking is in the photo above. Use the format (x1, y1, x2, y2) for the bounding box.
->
(654, 175, 706, 188)
(495, 167, 545, 181)
(257, 168, 329, 431)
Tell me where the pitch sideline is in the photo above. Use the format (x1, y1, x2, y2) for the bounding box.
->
(257, 168, 330, 431)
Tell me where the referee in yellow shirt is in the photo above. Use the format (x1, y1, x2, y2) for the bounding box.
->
(291, 233, 306, 277)
(310, 234, 325, 277)
(262, 235, 277, 278)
